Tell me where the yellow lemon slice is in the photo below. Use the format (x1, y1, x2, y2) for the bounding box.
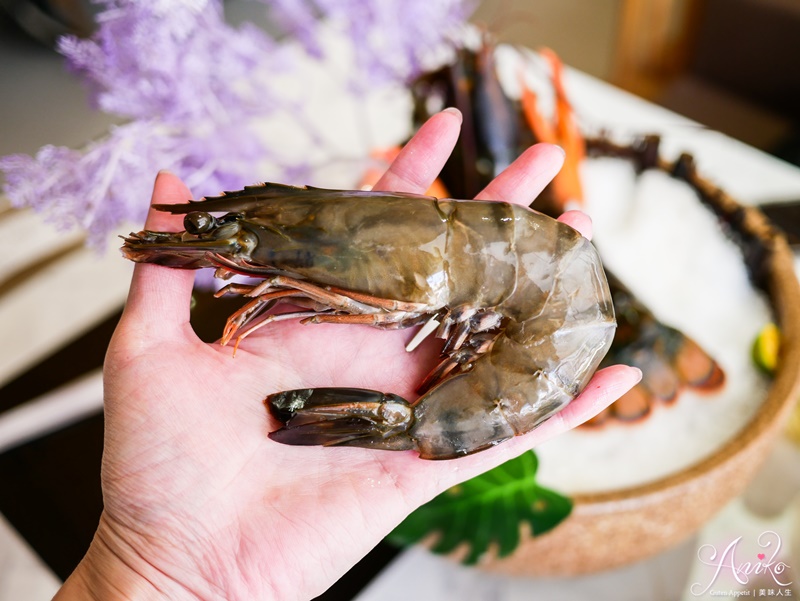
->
(752, 323, 780, 376)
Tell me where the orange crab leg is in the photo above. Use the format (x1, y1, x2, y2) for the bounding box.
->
(519, 82, 556, 146)
(519, 48, 586, 209)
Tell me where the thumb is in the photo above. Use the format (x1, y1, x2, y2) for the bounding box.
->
(120, 170, 197, 340)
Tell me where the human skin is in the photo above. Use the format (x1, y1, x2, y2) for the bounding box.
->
(54, 109, 641, 600)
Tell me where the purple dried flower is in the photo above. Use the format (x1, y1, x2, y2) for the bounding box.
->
(268, 0, 476, 84)
(2, 0, 293, 247)
(58, 0, 280, 122)
(267, 0, 324, 58)
(0, 0, 476, 256)
(0, 118, 270, 248)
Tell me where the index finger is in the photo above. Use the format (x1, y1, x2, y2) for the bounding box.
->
(373, 109, 462, 194)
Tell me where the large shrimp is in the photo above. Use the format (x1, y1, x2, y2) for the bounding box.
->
(122, 183, 615, 459)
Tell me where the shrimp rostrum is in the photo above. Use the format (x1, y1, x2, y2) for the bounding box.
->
(122, 183, 616, 459)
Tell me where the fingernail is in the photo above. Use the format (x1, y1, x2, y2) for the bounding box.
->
(157, 168, 175, 176)
(442, 107, 463, 122)
(630, 367, 643, 382)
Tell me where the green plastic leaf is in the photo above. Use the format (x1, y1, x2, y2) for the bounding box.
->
(388, 451, 571, 565)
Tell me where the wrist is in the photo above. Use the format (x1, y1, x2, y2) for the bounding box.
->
(53, 513, 188, 601)
(54, 546, 157, 601)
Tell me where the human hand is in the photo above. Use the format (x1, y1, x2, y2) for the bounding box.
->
(55, 109, 641, 600)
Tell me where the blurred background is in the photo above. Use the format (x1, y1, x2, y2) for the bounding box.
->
(3, 0, 799, 160)
(1, 1, 800, 600)
(473, 0, 800, 160)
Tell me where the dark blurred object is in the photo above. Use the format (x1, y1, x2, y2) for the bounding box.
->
(760, 201, 800, 247)
(691, 0, 800, 119)
(0, 0, 93, 46)
(612, 0, 800, 155)
(612, 0, 703, 100)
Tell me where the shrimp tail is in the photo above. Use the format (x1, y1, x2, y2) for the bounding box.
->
(265, 374, 524, 460)
(266, 388, 417, 451)
(265, 362, 562, 460)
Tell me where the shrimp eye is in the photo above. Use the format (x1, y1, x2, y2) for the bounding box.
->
(184, 211, 216, 234)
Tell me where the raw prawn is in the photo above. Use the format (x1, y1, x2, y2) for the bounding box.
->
(122, 183, 615, 459)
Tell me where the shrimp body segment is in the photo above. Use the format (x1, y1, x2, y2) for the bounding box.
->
(122, 183, 615, 459)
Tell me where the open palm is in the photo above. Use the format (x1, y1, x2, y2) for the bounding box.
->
(57, 110, 640, 601)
